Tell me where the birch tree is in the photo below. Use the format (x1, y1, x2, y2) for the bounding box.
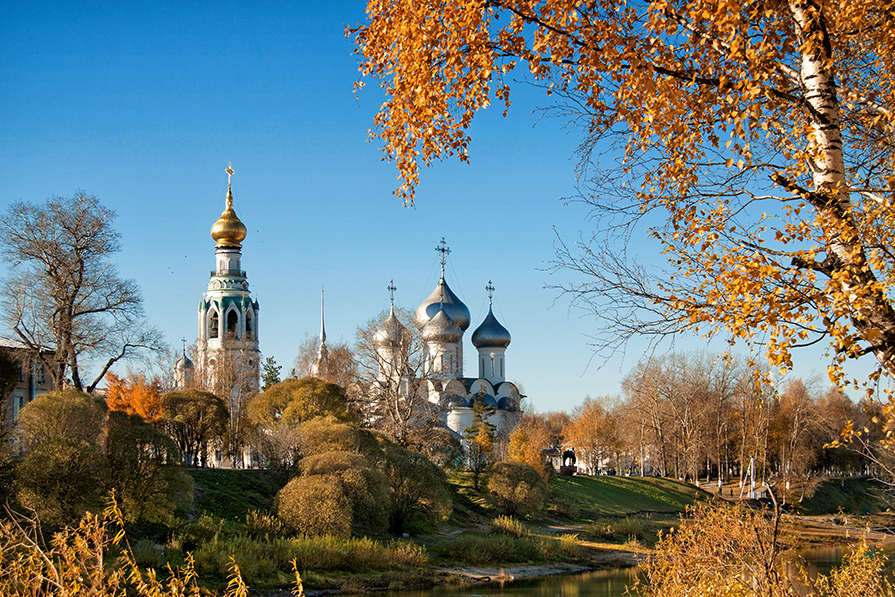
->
(351, 1, 895, 403)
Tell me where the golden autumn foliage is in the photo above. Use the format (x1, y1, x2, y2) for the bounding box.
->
(350, 0, 895, 411)
(105, 372, 163, 423)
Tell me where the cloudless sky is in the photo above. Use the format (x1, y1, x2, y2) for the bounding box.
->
(1, 1, 859, 413)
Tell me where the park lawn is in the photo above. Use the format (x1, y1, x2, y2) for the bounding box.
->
(189, 469, 285, 520)
(551, 475, 711, 517)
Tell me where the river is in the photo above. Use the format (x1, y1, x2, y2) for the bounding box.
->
(381, 546, 893, 597)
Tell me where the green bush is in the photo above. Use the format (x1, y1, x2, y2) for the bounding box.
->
(277, 475, 351, 537)
(486, 462, 548, 517)
(587, 516, 648, 542)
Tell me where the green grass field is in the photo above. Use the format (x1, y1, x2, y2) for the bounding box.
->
(550, 475, 711, 518)
(189, 469, 285, 520)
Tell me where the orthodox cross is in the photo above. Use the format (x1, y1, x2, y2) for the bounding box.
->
(181, 337, 187, 356)
(435, 237, 450, 278)
(387, 279, 397, 307)
(225, 163, 235, 209)
(486, 280, 495, 305)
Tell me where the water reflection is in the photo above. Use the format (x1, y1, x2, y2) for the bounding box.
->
(384, 568, 642, 597)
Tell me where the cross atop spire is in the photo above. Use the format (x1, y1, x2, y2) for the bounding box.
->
(181, 337, 187, 356)
(387, 279, 397, 307)
(225, 162, 235, 209)
(486, 280, 495, 305)
(435, 237, 450, 279)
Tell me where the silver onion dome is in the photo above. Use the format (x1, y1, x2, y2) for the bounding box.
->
(374, 306, 408, 348)
(415, 278, 471, 331)
(472, 307, 511, 349)
(422, 307, 462, 344)
(175, 353, 194, 370)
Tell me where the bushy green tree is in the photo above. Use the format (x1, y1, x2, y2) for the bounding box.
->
(464, 391, 496, 490)
(486, 462, 548, 517)
(104, 411, 193, 524)
(379, 440, 452, 535)
(15, 390, 106, 527)
(161, 389, 228, 467)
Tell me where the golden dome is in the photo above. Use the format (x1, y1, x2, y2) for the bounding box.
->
(211, 185, 247, 247)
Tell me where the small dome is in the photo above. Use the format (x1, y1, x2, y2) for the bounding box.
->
(415, 278, 470, 331)
(211, 187, 247, 247)
(472, 307, 511, 348)
(422, 307, 462, 344)
(175, 354, 194, 370)
(374, 306, 408, 348)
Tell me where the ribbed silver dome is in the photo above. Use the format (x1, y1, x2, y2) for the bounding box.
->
(422, 307, 462, 343)
(175, 354, 194, 370)
(471, 307, 511, 348)
(415, 278, 470, 331)
(374, 306, 408, 348)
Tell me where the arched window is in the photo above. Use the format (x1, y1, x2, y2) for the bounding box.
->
(500, 358, 504, 378)
(490, 356, 495, 377)
(245, 311, 253, 337)
(227, 309, 239, 336)
(210, 311, 219, 338)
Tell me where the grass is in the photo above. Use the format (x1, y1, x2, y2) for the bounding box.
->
(549, 475, 711, 519)
(795, 477, 892, 515)
(188, 469, 286, 521)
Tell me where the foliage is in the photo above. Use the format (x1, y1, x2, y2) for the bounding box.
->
(277, 475, 352, 537)
(508, 412, 566, 481)
(486, 461, 548, 517)
(292, 451, 391, 535)
(0, 348, 19, 401)
(160, 389, 228, 467)
(249, 377, 357, 428)
(352, 0, 895, 434)
(14, 390, 107, 527)
(639, 502, 895, 597)
(299, 415, 382, 459)
(0, 499, 303, 597)
(105, 372, 164, 423)
(379, 440, 452, 535)
(563, 397, 622, 476)
(0, 192, 164, 392)
(261, 356, 282, 391)
(292, 334, 357, 390)
(103, 411, 193, 524)
(464, 391, 495, 489)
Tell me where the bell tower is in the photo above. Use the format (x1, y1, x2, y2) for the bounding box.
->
(195, 163, 261, 395)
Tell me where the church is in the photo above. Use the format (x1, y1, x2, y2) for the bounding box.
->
(178, 166, 522, 454)
(369, 240, 523, 443)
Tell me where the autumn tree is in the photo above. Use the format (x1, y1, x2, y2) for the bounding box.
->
(563, 397, 621, 476)
(465, 391, 496, 489)
(507, 412, 560, 480)
(351, 1, 895, 432)
(0, 192, 164, 392)
(105, 372, 164, 423)
(292, 334, 357, 390)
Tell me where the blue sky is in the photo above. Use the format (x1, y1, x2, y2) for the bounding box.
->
(1, 1, 850, 412)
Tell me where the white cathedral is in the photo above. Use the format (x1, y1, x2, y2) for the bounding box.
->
(177, 167, 522, 450)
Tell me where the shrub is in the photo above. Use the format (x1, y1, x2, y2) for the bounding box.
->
(246, 510, 285, 537)
(486, 462, 548, 517)
(439, 532, 562, 564)
(277, 475, 351, 537)
(491, 515, 529, 537)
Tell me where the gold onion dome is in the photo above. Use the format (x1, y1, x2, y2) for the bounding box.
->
(211, 185, 247, 247)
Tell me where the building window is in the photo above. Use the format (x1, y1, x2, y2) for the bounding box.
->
(13, 389, 25, 420)
(227, 309, 239, 336)
(246, 312, 253, 337)
(35, 364, 45, 384)
(490, 356, 494, 377)
(210, 311, 219, 338)
(500, 358, 504, 378)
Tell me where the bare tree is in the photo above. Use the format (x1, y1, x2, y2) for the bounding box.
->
(0, 192, 164, 392)
(353, 307, 447, 451)
(292, 334, 357, 389)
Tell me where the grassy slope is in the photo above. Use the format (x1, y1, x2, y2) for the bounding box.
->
(796, 477, 891, 515)
(188, 469, 285, 520)
(550, 475, 711, 518)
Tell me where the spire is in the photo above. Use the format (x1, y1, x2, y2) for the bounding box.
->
(319, 288, 326, 345)
(225, 162, 235, 209)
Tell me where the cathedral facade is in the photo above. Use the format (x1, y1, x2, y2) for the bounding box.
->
(372, 241, 523, 443)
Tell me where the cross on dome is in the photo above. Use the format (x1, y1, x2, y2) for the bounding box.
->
(387, 279, 397, 306)
(435, 238, 450, 279)
(486, 280, 495, 305)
